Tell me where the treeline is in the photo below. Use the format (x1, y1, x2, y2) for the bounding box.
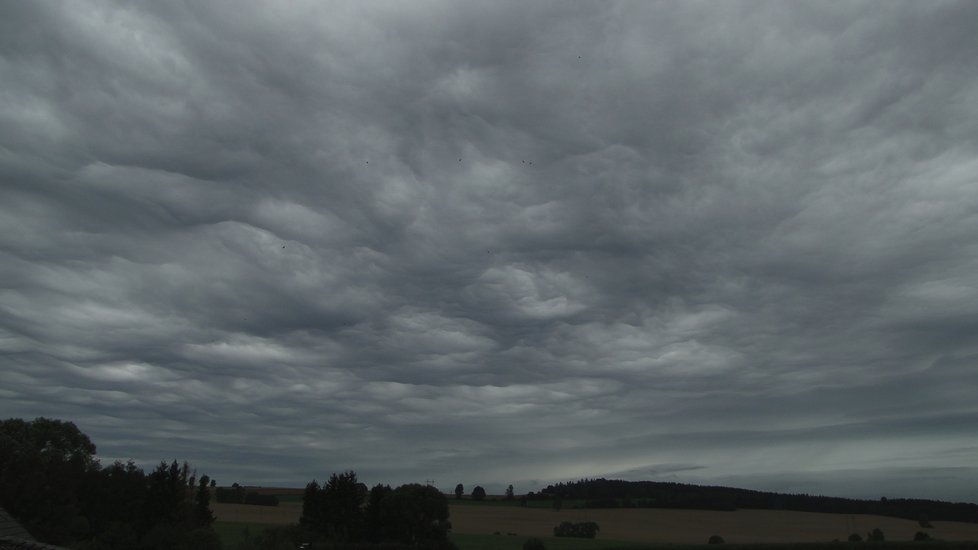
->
(0, 417, 220, 549)
(532, 478, 978, 522)
(225, 472, 456, 550)
(294, 471, 454, 549)
(215, 485, 279, 506)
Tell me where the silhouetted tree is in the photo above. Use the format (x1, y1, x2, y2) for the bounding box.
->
(324, 470, 364, 541)
(455, 483, 464, 500)
(1, 417, 218, 548)
(364, 483, 393, 543)
(849, 533, 864, 542)
(0, 417, 99, 544)
(140, 460, 189, 534)
(378, 483, 451, 544)
(193, 475, 215, 529)
(300, 480, 323, 532)
(868, 528, 885, 542)
(79, 460, 146, 539)
(506, 485, 515, 500)
(471, 486, 486, 501)
(709, 535, 725, 544)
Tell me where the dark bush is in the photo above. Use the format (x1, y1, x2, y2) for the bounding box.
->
(849, 533, 863, 542)
(553, 521, 599, 539)
(868, 528, 885, 542)
(914, 531, 933, 541)
(216, 486, 245, 503)
(243, 491, 279, 507)
(523, 537, 546, 550)
(709, 535, 725, 544)
(218, 486, 279, 506)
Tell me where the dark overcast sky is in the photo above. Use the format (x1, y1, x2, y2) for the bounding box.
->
(3, 1, 978, 502)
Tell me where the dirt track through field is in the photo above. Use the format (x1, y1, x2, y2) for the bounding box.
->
(212, 500, 978, 544)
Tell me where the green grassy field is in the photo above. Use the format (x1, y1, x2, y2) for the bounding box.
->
(216, 523, 977, 550)
(213, 520, 278, 548)
(450, 537, 978, 550)
(451, 533, 646, 550)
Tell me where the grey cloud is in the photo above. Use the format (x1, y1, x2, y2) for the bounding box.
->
(2, 0, 978, 502)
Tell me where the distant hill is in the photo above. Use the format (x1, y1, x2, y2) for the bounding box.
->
(531, 478, 978, 523)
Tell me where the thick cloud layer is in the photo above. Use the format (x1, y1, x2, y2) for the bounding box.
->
(2, 1, 978, 502)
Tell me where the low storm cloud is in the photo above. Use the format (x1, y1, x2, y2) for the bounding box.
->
(2, 1, 977, 502)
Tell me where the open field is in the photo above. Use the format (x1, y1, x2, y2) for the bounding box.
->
(212, 497, 978, 545)
(448, 506, 978, 544)
(213, 521, 278, 548)
(451, 537, 978, 550)
(211, 501, 303, 524)
(247, 486, 306, 502)
(451, 497, 590, 508)
(450, 532, 645, 550)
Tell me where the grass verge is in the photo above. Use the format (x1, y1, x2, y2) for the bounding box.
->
(450, 533, 647, 550)
(213, 520, 278, 549)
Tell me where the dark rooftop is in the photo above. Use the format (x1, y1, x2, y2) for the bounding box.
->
(0, 508, 69, 550)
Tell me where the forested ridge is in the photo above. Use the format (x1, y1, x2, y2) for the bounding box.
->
(534, 478, 978, 522)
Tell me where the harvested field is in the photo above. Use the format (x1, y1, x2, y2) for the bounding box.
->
(247, 487, 306, 502)
(211, 501, 302, 524)
(448, 505, 978, 544)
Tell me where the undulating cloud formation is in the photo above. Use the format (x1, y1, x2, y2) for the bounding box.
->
(2, 1, 978, 502)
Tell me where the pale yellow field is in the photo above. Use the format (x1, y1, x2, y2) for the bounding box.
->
(212, 498, 978, 544)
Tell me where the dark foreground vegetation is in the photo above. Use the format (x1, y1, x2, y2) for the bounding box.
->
(0, 417, 220, 549)
(293, 470, 455, 549)
(213, 476, 457, 550)
(531, 479, 978, 523)
(1, 417, 456, 549)
(553, 521, 600, 539)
